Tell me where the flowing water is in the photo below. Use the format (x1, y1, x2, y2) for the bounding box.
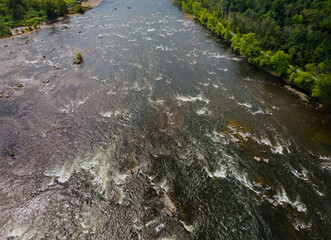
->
(0, 0, 330, 239)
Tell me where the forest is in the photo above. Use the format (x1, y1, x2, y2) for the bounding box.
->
(175, 0, 331, 101)
(0, 0, 84, 37)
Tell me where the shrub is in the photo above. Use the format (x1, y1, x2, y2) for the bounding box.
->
(74, 52, 83, 64)
(73, 4, 84, 14)
(76, 52, 83, 61)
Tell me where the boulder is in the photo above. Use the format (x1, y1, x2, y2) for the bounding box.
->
(253, 182, 264, 191)
(162, 193, 176, 216)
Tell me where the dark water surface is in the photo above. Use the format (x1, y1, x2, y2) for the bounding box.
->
(0, 0, 330, 239)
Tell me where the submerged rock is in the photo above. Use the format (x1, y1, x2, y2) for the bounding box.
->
(6, 147, 15, 157)
(16, 84, 23, 87)
(265, 186, 272, 191)
(226, 124, 250, 143)
(261, 194, 279, 208)
(162, 193, 176, 216)
(296, 171, 304, 177)
(285, 85, 308, 102)
(254, 182, 272, 192)
(253, 182, 263, 190)
(73, 59, 83, 64)
(254, 156, 261, 162)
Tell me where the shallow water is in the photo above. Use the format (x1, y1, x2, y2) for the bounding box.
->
(0, 0, 330, 239)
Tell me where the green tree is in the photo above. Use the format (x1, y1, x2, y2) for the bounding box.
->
(312, 74, 331, 100)
(270, 50, 290, 76)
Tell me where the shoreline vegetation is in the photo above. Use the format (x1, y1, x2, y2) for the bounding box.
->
(173, 0, 331, 102)
(0, 0, 103, 37)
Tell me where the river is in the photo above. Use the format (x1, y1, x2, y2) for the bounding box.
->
(0, 0, 330, 239)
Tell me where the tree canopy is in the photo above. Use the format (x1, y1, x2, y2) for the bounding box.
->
(176, 0, 331, 101)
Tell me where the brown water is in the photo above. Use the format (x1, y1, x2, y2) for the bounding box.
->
(0, 0, 330, 239)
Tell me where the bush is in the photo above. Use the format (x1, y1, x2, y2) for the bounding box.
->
(76, 52, 83, 61)
(73, 4, 84, 14)
(312, 74, 331, 100)
(74, 52, 83, 64)
(0, 25, 12, 37)
(289, 71, 315, 93)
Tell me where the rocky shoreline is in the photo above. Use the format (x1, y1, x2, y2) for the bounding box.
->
(6, 0, 104, 38)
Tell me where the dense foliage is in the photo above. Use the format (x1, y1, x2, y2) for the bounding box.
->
(0, 0, 85, 37)
(176, 0, 331, 100)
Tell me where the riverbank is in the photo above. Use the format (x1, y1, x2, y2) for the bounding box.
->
(82, 0, 103, 8)
(0, 0, 104, 38)
(173, 0, 331, 102)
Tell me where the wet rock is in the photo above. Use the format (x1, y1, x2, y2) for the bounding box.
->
(253, 182, 263, 190)
(114, 8, 117, 10)
(126, 166, 140, 177)
(162, 193, 176, 216)
(226, 125, 250, 143)
(285, 85, 308, 102)
(263, 158, 269, 164)
(230, 136, 240, 143)
(254, 156, 261, 162)
(98, 34, 103, 39)
(42, 79, 49, 84)
(78, 31, 81, 33)
(43, 55, 46, 58)
(6, 147, 15, 157)
(24, 38, 30, 44)
(73, 59, 83, 64)
(261, 193, 281, 208)
(127, 6, 131, 9)
(272, 202, 279, 208)
(227, 125, 237, 132)
(261, 195, 279, 208)
(237, 132, 248, 141)
(16, 83, 23, 87)
(254, 182, 272, 192)
(296, 171, 303, 177)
